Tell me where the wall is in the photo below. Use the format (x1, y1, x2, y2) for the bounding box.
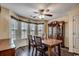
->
(0, 7, 10, 39)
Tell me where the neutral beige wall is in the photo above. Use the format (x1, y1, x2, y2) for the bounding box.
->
(0, 7, 10, 39)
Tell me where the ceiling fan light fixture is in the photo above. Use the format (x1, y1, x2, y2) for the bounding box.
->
(39, 15, 45, 19)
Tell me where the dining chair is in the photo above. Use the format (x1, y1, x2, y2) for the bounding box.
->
(28, 35, 36, 56)
(34, 36, 48, 56)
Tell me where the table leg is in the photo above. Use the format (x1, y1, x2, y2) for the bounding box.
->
(48, 46, 52, 56)
(58, 44, 61, 56)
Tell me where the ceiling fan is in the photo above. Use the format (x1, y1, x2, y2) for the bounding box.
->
(33, 9, 53, 18)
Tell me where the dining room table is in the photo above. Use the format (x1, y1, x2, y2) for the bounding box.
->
(42, 39, 62, 56)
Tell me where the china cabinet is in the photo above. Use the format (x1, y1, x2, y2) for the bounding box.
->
(48, 21, 65, 47)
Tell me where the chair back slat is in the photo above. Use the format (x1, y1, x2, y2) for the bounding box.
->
(28, 35, 33, 44)
(34, 36, 42, 47)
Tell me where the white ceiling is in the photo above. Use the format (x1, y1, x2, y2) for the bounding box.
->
(1, 3, 78, 20)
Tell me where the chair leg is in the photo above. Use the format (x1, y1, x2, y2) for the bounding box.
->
(43, 52, 46, 56)
(58, 44, 61, 56)
(28, 45, 31, 56)
(35, 48, 37, 56)
(32, 47, 34, 56)
(42, 52, 43, 56)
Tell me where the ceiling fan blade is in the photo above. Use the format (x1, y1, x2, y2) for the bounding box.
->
(44, 14, 53, 17)
(34, 11, 39, 14)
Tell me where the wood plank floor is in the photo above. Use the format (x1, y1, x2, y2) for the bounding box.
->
(15, 46, 79, 56)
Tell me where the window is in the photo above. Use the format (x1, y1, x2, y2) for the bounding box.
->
(9, 18, 19, 47)
(10, 17, 29, 40)
(30, 24, 36, 35)
(38, 24, 44, 36)
(21, 22, 28, 39)
(9, 18, 18, 40)
(9, 17, 45, 40)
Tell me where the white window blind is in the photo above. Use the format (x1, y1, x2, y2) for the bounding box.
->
(21, 22, 28, 39)
(30, 24, 36, 35)
(38, 24, 44, 36)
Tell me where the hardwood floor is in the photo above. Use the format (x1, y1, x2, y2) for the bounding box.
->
(15, 46, 79, 56)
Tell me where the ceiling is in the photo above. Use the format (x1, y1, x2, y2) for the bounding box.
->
(1, 3, 78, 20)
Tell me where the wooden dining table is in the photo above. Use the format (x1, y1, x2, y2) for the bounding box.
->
(42, 39, 62, 56)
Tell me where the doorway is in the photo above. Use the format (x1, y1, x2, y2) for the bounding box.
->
(73, 16, 79, 54)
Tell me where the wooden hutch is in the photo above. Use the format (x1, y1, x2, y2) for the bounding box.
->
(48, 21, 65, 47)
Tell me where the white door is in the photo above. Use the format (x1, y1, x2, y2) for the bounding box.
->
(73, 16, 79, 54)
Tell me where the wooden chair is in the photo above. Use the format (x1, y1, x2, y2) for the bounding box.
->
(28, 35, 36, 56)
(34, 36, 48, 56)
